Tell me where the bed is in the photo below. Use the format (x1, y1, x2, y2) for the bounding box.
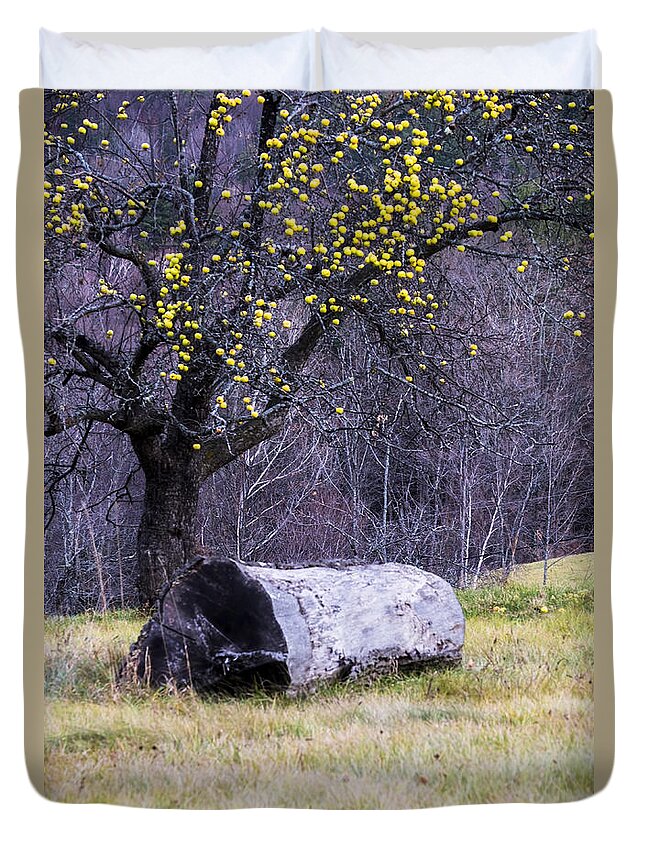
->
(20, 29, 614, 809)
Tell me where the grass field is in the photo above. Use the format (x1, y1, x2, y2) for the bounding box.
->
(43, 553, 594, 808)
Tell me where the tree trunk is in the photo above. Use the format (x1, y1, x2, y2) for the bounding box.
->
(136, 467, 202, 605)
(125, 557, 465, 692)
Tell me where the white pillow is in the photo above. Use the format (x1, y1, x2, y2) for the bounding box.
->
(321, 30, 600, 90)
(40, 29, 317, 91)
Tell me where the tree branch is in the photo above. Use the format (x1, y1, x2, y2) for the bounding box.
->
(200, 403, 289, 478)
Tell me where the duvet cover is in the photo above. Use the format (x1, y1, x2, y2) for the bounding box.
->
(20, 85, 614, 808)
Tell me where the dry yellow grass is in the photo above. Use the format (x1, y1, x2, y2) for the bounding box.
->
(506, 551, 594, 587)
(43, 554, 594, 808)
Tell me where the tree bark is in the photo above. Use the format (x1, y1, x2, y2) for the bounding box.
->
(136, 464, 202, 605)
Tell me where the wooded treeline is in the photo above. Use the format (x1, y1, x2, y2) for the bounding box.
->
(43, 89, 593, 613)
(45, 248, 592, 612)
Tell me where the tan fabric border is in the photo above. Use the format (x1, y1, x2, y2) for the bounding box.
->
(19, 87, 616, 799)
(593, 90, 615, 792)
(19, 88, 45, 796)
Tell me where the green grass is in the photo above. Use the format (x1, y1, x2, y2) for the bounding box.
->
(43, 554, 594, 808)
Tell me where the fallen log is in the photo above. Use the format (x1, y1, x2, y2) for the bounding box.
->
(124, 556, 465, 693)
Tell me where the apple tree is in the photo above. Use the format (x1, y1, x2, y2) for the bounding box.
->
(44, 87, 594, 602)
